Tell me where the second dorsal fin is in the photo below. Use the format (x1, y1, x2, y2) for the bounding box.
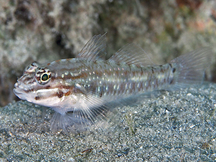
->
(77, 33, 107, 61)
(109, 43, 155, 66)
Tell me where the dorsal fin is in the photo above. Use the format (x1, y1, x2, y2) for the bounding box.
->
(109, 43, 155, 66)
(77, 33, 107, 61)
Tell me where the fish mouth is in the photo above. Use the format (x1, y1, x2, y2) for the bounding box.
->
(13, 80, 36, 101)
(13, 82, 26, 99)
(13, 88, 22, 95)
(14, 81, 19, 88)
(14, 82, 21, 92)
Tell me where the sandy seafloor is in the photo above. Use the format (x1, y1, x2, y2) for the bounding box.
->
(0, 83, 216, 161)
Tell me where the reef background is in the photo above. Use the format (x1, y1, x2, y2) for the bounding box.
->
(0, 0, 216, 106)
(1, 1, 216, 161)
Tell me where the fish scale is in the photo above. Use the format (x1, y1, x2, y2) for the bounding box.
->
(13, 34, 212, 133)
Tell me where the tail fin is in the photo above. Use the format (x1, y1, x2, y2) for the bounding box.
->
(170, 48, 212, 85)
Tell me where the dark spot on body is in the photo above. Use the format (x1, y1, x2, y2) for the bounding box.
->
(99, 92, 103, 97)
(169, 63, 173, 68)
(65, 91, 71, 96)
(151, 67, 154, 74)
(170, 79, 174, 84)
(35, 96, 40, 100)
(155, 79, 159, 87)
(172, 68, 176, 73)
(45, 85, 51, 89)
(57, 90, 64, 98)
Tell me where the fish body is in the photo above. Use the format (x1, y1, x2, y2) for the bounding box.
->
(13, 34, 212, 133)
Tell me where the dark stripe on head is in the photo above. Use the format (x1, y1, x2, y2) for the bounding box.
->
(57, 90, 64, 98)
(45, 85, 51, 89)
(23, 77, 33, 83)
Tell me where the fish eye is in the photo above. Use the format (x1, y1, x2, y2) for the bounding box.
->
(39, 72, 51, 84)
(41, 73, 49, 82)
(35, 68, 51, 85)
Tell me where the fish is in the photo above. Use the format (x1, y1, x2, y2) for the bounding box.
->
(13, 34, 212, 133)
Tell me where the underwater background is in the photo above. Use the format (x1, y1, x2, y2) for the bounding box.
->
(0, 0, 216, 161)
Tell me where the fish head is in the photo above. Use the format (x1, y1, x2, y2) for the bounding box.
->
(13, 62, 66, 109)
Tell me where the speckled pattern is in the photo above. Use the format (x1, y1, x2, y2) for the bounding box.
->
(1, 83, 216, 161)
